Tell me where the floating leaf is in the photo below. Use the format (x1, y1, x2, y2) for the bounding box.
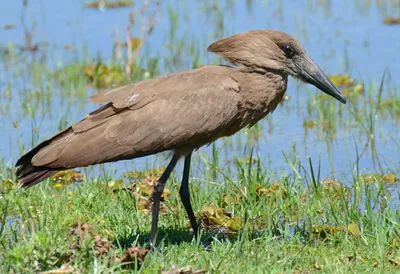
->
(255, 182, 286, 200)
(225, 157, 258, 165)
(384, 17, 400, 25)
(321, 179, 342, 188)
(53, 61, 137, 89)
(115, 37, 142, 51)
(361, 173, 397, 184)
(84, 1, 132, 9)
(312, 225, 340, 239)
(321, 179, 342, 191)
(312, 223, 361, 239)
(123, 167, 166, 180)
(328, 74, 355, 88)
(341, 83, 364, 97)
(304, 120, 318, 129)
(383, 173, 397, 184)
(51, 170, 84, 185)
(320, 179, 350, 200)
(83, 63, 125, 88)
(2, 24, 16, 30)
(240, 157, 258, 165)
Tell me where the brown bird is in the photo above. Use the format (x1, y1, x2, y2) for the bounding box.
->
(16, 30, 346, 247)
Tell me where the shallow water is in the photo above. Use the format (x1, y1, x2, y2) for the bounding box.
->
(0, 0, 399, 190)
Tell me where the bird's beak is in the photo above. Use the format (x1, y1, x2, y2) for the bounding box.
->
(296, 56, 346, 104)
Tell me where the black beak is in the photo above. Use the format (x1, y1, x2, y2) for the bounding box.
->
(297, 56, 347, 104)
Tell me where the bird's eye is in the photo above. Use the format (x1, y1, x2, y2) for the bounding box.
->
(281, 45, 295, 58)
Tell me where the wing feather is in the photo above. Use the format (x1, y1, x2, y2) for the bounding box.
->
(32, 66, 244, 168)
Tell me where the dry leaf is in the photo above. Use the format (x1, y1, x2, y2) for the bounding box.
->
(136, 196, 167, 215)
(69, 223, 94, 239)
(121, 247, 149, 263)
(94, 235, 113, 256)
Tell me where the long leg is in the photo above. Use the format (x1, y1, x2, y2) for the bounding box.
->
(148, 154, 180, 248)
(179, 153, 199, 237)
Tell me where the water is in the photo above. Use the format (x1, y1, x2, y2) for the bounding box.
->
(0, 0, 399, 188)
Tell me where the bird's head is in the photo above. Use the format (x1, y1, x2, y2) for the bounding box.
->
(208, 30, 346, 104)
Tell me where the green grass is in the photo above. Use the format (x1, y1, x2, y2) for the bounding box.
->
(0, 158, 399, 273)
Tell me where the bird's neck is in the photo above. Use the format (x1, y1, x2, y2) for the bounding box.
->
(234, 70, 288, 126)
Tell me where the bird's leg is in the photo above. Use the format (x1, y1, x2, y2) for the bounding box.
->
(148, 154, 180, 249)
(179, 153, 199, 238)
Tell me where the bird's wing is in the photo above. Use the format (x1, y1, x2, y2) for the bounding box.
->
(31, 66, 244, 168)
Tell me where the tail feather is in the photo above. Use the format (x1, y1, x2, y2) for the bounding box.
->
(16, 127, 71, 188)
(16, 163, 61, 188)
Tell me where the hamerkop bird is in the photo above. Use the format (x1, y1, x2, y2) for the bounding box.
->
(16, 30, 346, 247)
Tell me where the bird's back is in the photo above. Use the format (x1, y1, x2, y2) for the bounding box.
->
(21, 66, 254, 170)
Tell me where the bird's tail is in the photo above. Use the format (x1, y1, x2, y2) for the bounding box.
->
(15, 127, 72, 188)
(16, 161, 61, 188)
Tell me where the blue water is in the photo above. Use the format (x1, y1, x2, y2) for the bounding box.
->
(0, 0, 399, 188)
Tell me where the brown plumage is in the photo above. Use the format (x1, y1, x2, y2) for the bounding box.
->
(16, 30, 346, 247)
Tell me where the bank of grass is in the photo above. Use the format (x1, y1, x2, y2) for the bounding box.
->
(0, 157, 399, 273)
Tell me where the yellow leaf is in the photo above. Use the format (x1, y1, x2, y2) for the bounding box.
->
(84, 1, 132, 9)
(384, 17, 400, 25)
(303, 120, 317, 129)
(345, 223, 361, 237)
(328, 74, 355, 88)
(361, 173, 397, 184)
(0, 179, 15, 193)
(383, 173, 397, 184)
(107, 180, 124, 190)
(51, 170, 84, 185)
